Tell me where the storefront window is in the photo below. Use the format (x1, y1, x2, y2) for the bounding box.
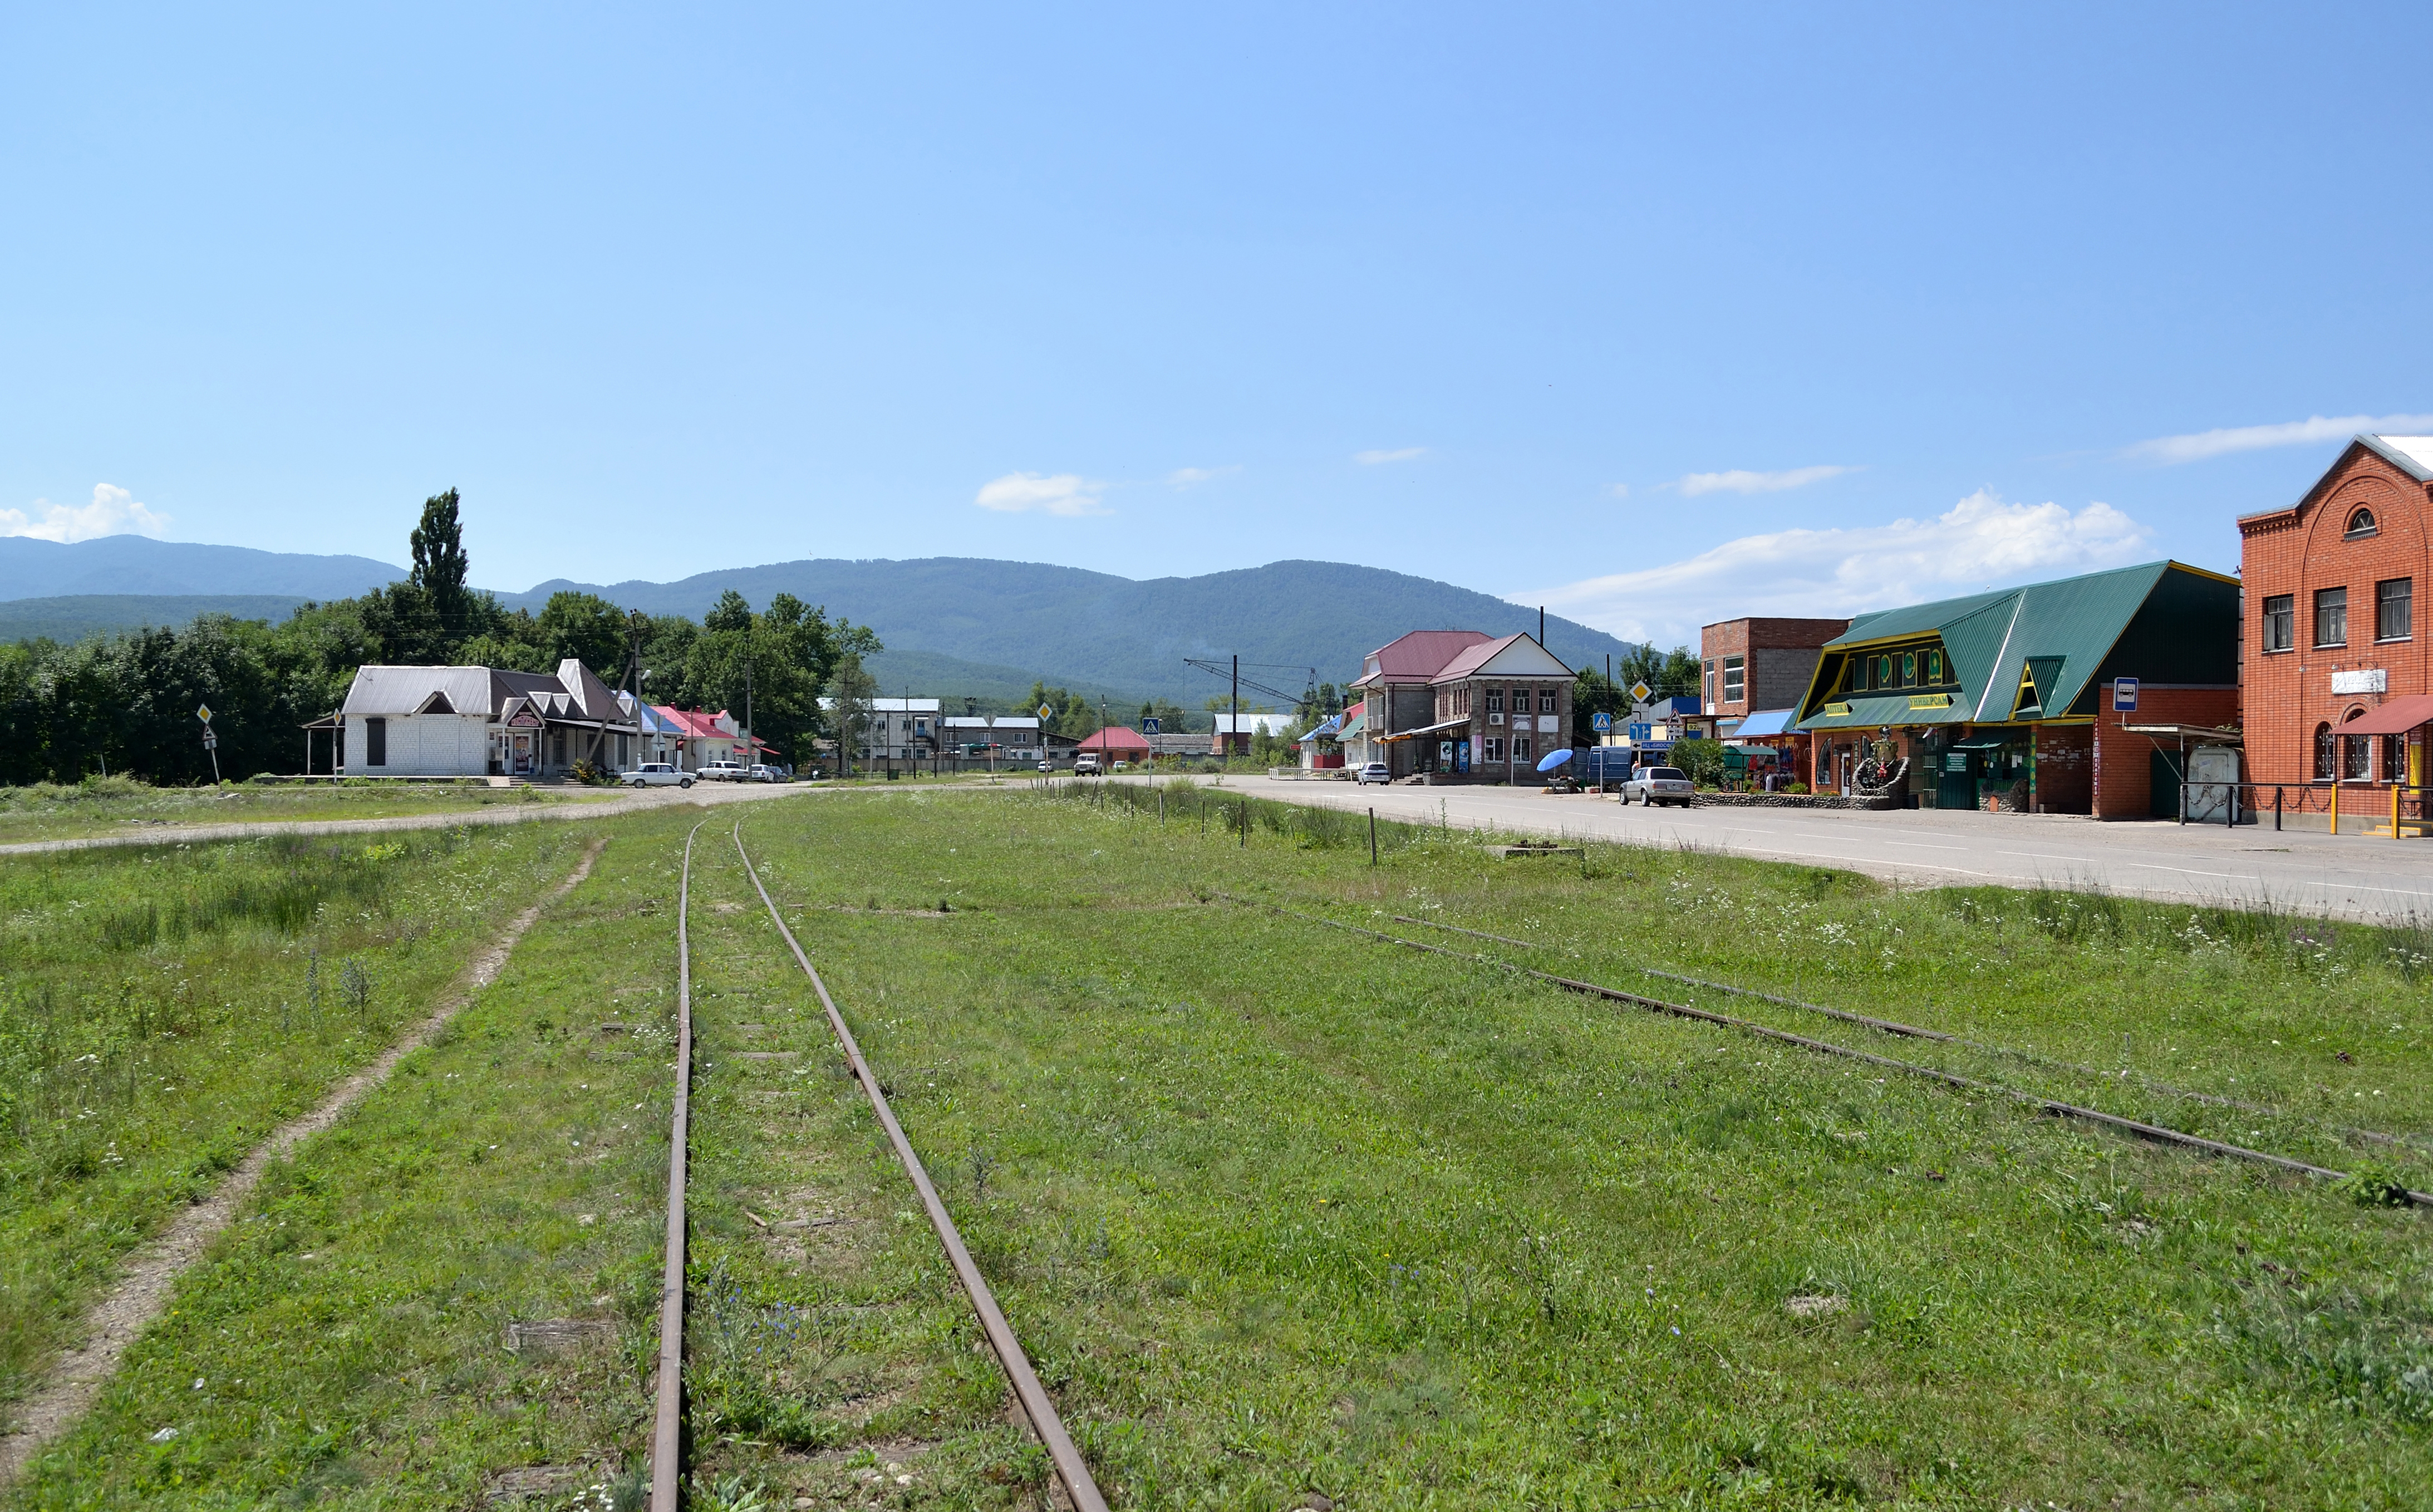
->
(2314, 722, 2334, 780)
(2344, 731, 2370, 781)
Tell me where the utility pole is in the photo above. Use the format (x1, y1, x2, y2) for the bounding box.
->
(744, 660, 754, 767)
(1231, 653, 1240, 766)
(1539, 605, 1545, 646)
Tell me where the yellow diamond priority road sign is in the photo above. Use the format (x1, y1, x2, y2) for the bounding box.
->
(195, 703, 214, 724)
(1628, 682, 1652, 704)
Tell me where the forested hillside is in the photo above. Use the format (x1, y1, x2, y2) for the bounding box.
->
(502, 556, 1643, 697)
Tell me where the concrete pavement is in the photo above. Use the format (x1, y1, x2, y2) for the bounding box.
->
(1202, 774, 2433, 923)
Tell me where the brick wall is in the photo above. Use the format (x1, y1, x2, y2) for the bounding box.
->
(2239, 446, 2433, 785)
(2033, 725, 2093, 814)
(1699, 617, 1850, 718)
(2091, 687, 2240, 819)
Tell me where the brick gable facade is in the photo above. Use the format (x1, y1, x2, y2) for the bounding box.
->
(2238, 441, 2433, 787)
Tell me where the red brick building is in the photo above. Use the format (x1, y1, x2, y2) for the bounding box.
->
(2238, 434, 2433, 796)
(1699, 618, 1852, 724)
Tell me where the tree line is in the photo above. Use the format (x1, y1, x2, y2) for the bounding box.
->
(0, 491, 878, 786)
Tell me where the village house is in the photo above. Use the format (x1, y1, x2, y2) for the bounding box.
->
(2238, 433, 2433, 825)
(1790, 560, 2240, 817)
(652, 705, 756, 770)
(331, 659, 640, 779)
(1075, 726, 1151, 766)
(1348, 629, 1576, 782)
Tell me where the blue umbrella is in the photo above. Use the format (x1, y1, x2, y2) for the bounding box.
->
(1536, 747, 1574, 772)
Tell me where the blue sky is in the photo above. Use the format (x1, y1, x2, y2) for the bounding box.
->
(6, 5, 2431, 644)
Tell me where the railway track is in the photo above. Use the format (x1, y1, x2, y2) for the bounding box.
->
(1226, 894, 2432, 1208)
(646, 823, 1109, 1511)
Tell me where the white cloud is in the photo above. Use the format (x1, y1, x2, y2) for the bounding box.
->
(0, 483, 173, 543)
(2126, 413, 2433, 465)
(1526, 490, 2154, 646)
(1677, 464, 1855, 497)
(1609, 482, 1631, 499)
(973, 471, 1106, 516)
(1354, 447, 1427, 465)
(1167, 465, 1238, 487)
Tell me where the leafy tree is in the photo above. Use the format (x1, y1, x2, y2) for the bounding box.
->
(1615, 643, 1702, 701)
(1671, 736, 1727, 787)
(1572, 667, 1629, 732)
(1028, 682, 1103, 738)
(533, 592, 630, 677)
(409, 487, 473, 638)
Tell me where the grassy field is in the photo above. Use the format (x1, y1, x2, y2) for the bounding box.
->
(7, 782, 2430, 1508)
(0, 822, 594, 1430)
(0, 777, 613, 846)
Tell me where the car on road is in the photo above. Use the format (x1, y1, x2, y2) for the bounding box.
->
(745, 764, 785, 783)
(1354, 761, 1392, 785)
(1620, 765, 1693, 806)
(697, 760, 748, 781)
(623, 762, 695, 789)
(1073, 755, 1101, 776)
(1037, 760, 1052, 774)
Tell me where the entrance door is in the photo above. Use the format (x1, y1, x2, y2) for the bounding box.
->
(1938, 751, 1977, 811)
(2150, 748, 2183, 819)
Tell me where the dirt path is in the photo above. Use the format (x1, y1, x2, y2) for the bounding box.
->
(0, 838, 610, 1484)
(0, 779, 824, 858)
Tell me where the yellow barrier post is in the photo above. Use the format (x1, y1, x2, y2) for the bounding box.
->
(2331, 781, 2339, 836)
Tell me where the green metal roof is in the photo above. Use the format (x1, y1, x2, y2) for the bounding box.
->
(1795, 560, 2239, 733)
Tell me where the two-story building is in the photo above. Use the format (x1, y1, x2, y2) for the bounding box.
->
(2238, 433, 2433, 805)
(1348, 629, 1576, 782)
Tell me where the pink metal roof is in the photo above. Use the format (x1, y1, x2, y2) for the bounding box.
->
(652, 706, 736, 739)
(1428, 633, 1530, 684)
(1354, 630, 1494, 685)
(1077, 726, 1150, 751)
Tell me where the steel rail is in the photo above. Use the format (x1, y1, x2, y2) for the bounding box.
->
(1388, 912, 2430, 1154)
(648, 823, 705, 1512)
(732, 825, 1111, 1512)
(1228, 895, 2430, 1207)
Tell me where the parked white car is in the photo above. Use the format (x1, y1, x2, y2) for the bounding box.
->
(1621, 765, 1694, 807)
(1354, 761, 1392, 786)
(745, 764, 785, 783)
(697, 760, 748, 781)
(1073, 755, 1101, 776)
(623, 762, 695, 789)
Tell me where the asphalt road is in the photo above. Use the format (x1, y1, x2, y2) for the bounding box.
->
(1198, 775, 2433, 924)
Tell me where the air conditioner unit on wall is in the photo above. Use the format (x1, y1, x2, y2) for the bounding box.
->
(1489, 712, 1504, 724)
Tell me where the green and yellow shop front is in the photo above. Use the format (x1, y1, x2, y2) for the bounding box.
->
(1790, 561, 2240, 817)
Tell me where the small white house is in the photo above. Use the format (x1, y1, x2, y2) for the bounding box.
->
(334, 659, 640, 779)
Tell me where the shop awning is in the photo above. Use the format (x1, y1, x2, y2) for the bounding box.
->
(1727, 708, 1795, 740)
(1378, 717, 1474, 742)
(2332, 695, 2433, 737)
(1948, 731, 2022, 751)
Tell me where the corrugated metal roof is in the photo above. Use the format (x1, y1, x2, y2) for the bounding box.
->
(1355, 630, 1494, 684)
(341, 666, 503, 717)
(1798, 560, 2237, 733)
(1727, 708, 1794, 740)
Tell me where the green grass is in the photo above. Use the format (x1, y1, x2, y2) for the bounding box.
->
(0, 777, 612, 846)
(0, 823, 592, 1422)
(9, 784, 2431, 1508)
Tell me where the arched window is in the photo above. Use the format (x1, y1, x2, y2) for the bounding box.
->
(2314, 722, 2336, 780)
(2347, 506, 2379, 538)
(2343, 707, 2371, 780)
